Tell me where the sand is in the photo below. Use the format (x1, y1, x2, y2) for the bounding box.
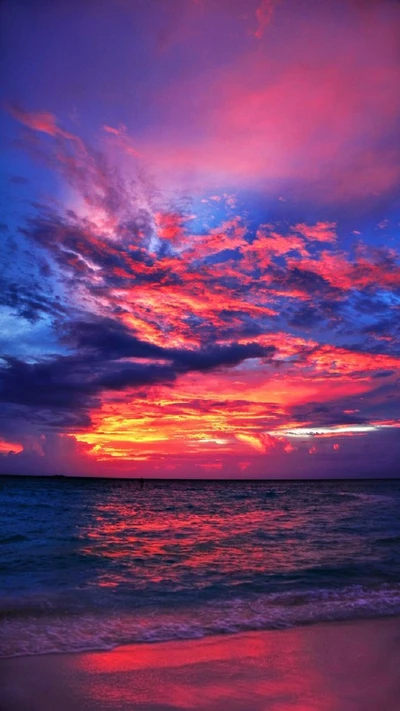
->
(1, 617, 400, 711)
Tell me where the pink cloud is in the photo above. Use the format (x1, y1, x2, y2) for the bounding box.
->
(8, 106, 78, 141)
(254, 0, 280, 39)
(292, 223, 337, 244)
(0, 438, 23, 456)
(103, 124, 141, 158)
(133, 1, 400, 201)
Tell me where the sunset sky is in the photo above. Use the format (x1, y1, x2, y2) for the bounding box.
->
(1, 0, 400, 477)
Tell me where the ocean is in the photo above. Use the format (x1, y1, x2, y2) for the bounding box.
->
(1, 477, 400, 658)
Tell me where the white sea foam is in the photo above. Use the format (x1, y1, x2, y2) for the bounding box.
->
(2, 584, 400, 658)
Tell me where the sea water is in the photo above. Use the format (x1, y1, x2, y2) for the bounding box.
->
(1, 477, 400, 657)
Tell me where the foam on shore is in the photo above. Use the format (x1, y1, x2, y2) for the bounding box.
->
(1, 617, 400, 711)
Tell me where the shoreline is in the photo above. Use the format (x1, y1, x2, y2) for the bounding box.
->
(1, 611, 400, 660)
(1, 617, 400, 711)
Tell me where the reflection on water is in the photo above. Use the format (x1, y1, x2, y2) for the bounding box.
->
(3, 618, 399, 711)
(1, 478, 400, 655)
(77, 620, 399, 711)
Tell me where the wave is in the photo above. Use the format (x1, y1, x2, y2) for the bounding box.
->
(2, 584, 400, 658)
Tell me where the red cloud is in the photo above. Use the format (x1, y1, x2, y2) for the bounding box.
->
(0, 438, 23, 456)
(287, 249, 400, 293)
(292, 223, 337, 244)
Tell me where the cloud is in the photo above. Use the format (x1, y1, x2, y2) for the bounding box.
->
(3, 40, 400, 477)
(7, 105, 79, 141)
(2, 135, 399, 471)
(0, 309, 278, 448)
(0, 437, 23, 456)
(134, 0, 400, 202)
(236, 432, 284, 453)
(254, 0, 280, 39)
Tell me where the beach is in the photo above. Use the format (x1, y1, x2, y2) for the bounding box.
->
(2, 617, 400, 711)
(2, 479, 400, 710)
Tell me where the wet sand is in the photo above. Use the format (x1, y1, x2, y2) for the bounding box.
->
(1, 617, 400, 711)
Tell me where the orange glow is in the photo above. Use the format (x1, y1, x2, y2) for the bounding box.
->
(0, 438, 23, 455)
(69, 338, 398, 463)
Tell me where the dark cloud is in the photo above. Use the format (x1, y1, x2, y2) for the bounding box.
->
(290, 402, 369, 428)
(64, 318, 167, 359)
(288, 304, 323, 330)
(170, 342, 275, 372)
(0, 279, 64, 323)
(0, 315, 277, 433)
(271, 266, 341, 300)
(371, 370, 395, 379)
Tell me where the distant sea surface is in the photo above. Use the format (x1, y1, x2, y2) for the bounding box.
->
(1, 477, 400, 657)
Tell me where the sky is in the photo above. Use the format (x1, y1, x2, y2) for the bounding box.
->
(1, 0, 400, 478)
